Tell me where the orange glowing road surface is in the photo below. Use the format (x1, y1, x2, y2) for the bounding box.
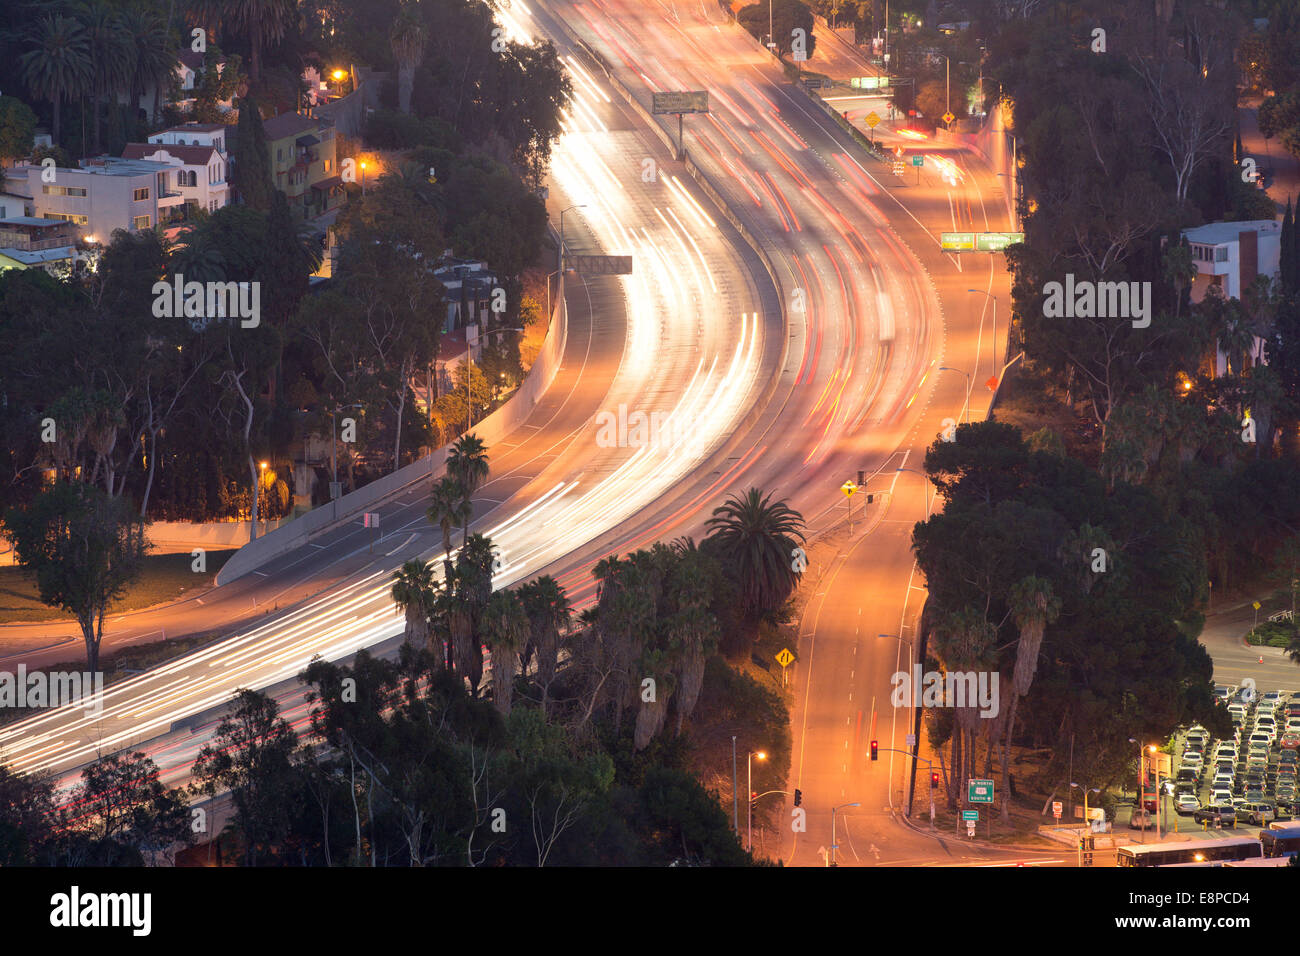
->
(7, 0, 1007, 871)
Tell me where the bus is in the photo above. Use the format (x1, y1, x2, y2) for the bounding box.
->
(1260, 824, 1300, 857)
(1117, 836, 1263, 867)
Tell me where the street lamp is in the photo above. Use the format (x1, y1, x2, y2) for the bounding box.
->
(731, 736, 739, 833)
(1148, 745, 1162, 837)
(464, 326, 525, 430)
(967, 288, 999, 380)
(748, 750, 767, 852)
(830, 802, 859, 866)
(1070, 782, 1101, 829)
(359, 160, 367, 196)
(937, 52, 951, 119)
(557, 204, 587, 303)
(939, 366, 972, 423)
(545, 269, 560, 317)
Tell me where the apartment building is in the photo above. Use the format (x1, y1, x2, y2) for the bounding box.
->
(261, 110, 344, 219)
(20, 157, 184, 240)
(121, 136, 229, 218)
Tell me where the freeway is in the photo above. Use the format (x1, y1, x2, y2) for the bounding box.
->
(0, 3, 776, 787)
(531, 0, 1019, 864)
(4, 0, 1030, 868)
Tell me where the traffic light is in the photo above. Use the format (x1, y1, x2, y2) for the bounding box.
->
(866, 494, 874, 504)
(794, 788, 802, 807)
(750, 792, 757, 815)
(870, 740, 878, 761)
(930, 771, 939, 788)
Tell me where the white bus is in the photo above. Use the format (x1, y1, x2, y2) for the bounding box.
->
(1116, 836, 1263, 867)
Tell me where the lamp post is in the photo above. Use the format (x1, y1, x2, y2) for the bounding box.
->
(830, 802, 859, 866)
(557, 204, 586, 306)
(359, 160, 367, 196)
(732, 736, 739, 833)
(967, 288, 999, 379)
(1148, 745, 1161, 837)
(1071, 782, 1100, 827)
(465, 326, 524, 430)
(748, 750, 767, 852)
(939, 366, 972, 423)
(258, 460, 268, 530)
(545, 269, 560, 318)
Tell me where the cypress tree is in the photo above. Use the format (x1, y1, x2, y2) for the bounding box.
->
(232, 95, 274, 212)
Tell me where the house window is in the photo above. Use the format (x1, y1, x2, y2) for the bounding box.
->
(133, 215, 151, 229)
(323, 159, 331, 173)
(133, 187, 150, 201)
(41, 185, 88, 197)
(1215, 247, 1229, 262)
(277, 148, 283, 162)
(47, 212, 89, 225)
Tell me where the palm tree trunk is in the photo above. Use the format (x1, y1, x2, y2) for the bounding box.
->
(1001, 693, 1020, 822)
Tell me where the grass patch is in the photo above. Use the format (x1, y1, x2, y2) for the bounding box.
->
(0, 549, 235, 624)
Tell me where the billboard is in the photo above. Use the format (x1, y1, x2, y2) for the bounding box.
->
(652, 91, 709, 114)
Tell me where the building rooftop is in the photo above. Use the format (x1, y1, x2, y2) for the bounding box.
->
(1182, 219, 1281, 245)
(177, 51, 226, 73)
(160, 122, 226, 134)
(72, 156, 172, 177)
(262, 111, 334, 142)
(0, 216, 65, 228)
(0, 246, 76, 265)
(122, 142, 219, 165)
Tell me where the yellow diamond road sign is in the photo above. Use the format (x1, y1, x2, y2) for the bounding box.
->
(943, 111, 955, 125)
(841, 480, 857, 497)
(776, 648, 795, 668)
(864, 111, 880, 128)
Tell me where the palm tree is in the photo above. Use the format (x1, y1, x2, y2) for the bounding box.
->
(1000, 577, 1061, 821)
(120, 8, 175, 131)
(187, 0, 296, 85)
(482, 589, 528, 716)
(76, 2, 134, 154)
(665, 546, 719, 734)
(426, 476, 470, 578)
(389, 7, 426, 116)
(931, 607, 997, 806)
(20, 15, 92, 145)
(451, 532, 497, 693)
(519, 575, 571, 717)
(704, 487, 806, 645)
(390, 559, 437, 652)
(447, 433, 490, 546)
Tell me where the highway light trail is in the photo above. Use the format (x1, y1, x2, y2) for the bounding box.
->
(0, 0, 769, 783)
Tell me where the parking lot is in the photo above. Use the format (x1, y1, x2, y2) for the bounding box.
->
(1157, 684, 1300, 833)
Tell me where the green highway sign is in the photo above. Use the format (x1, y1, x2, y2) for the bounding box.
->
(974, 232, 1024, 252)
(940, 232, 976, 251)
(961, 810, 979, 821)
(968, 779, 994, 804)
(911, 155, 923, 166)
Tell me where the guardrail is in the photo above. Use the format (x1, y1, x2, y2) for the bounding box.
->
(217, 286, 568, 585)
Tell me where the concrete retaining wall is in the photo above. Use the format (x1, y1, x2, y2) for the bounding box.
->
(216, 291, 568, 585)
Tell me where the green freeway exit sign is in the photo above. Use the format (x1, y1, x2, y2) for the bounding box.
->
(968, 779, 994, 804)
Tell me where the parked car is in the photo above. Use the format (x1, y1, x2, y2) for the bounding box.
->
(1175, 793, 1201, 815)
(1128, 807, 1154, 829)
(1194, 804, 1236, 828)
(1243, 803, 1277, 825)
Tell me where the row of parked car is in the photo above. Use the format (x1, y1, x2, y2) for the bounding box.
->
(1169, 686, 1300, 827)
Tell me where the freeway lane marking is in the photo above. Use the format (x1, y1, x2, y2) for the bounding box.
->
(384, 533, 418, 557)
